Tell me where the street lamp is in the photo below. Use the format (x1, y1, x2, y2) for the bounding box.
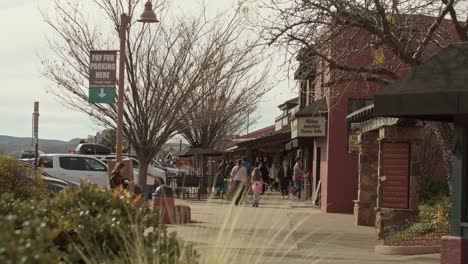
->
(116, 0, 159, 162)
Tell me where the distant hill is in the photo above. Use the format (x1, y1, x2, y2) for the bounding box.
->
(0, 135, 190, 158)
(0, 135, 82, 157)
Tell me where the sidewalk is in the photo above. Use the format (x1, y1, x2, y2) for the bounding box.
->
(170, 193, 440, 264)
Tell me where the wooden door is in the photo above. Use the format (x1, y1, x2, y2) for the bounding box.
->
(381, 142, 410, 209)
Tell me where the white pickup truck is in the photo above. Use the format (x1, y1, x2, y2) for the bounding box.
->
(38, 154, 109, 188)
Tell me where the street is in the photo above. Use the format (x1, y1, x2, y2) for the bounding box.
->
(171, 194, 440, 264)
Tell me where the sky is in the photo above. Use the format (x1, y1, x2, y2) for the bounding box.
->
(0, 0, 296, 141)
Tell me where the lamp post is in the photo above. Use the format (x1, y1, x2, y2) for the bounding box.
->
(116, 1, 159, 162)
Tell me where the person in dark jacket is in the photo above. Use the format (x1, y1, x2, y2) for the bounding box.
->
(225, 160, 235, 179)
(110, 162, 127, 189)
(277, 160, 292, 199)
(259, 159, 270, 194)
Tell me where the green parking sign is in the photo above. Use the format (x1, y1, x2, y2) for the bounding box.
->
(89, 87, 116, 104)
(89, 51, 117, 104)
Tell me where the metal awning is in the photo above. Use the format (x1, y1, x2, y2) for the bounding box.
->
(374, 43, 468, 122)
(346, 104, 375, 123)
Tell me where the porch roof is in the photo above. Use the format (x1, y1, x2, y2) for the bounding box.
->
(374, 43, 468, 122)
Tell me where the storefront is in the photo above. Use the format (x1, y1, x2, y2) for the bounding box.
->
(290, 105, 327, 201)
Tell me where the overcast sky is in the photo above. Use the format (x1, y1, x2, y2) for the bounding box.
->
(0, 0, 296, 141)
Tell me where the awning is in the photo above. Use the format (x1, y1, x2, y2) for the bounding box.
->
(294, 98, 328, 117)
(224, 145, 239, 152)
(176, 146, 224, 157)
(237, 131, 291, 152)
(374, 43, 468, 122)
(346, 104, 375, 123)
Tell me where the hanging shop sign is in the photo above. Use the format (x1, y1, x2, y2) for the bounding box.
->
(291, 116, 326, 138)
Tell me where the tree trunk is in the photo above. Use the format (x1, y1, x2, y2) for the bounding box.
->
(136, 153, 151, 198)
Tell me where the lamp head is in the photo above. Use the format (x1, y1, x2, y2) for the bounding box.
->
(138, 1, 159, 23)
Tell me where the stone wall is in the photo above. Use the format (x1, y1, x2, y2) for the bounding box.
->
(354, 131, 379, 226)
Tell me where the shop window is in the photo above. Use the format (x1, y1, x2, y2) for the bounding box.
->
(347, 99, 373, 154)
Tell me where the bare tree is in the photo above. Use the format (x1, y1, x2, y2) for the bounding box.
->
(176, 17, 270, 149)
(259, 0, 468, 176)
(41, 0, 247, 190)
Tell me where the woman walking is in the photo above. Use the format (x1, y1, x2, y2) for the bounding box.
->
(230, 159, 248, 206)
(110, 162, 127, 190)
(251, 168, 265, 207)
(277, 160, 292, 199)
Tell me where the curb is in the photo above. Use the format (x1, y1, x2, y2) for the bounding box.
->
(375, 245, 440, 255)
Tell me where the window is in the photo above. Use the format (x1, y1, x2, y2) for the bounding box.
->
(84, 158, 107, 171)
(60, 157, 86, 170)
(347, 99, 374, 154)
(38, 156, 53, 168)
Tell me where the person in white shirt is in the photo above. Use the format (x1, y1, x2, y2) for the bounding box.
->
(146, 174, 157, 201)
(230, 159, 248, 206)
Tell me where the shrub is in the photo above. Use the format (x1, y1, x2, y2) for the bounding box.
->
(385, 195, 450, 245)
(0, 156, 47, 200)
(0, 183, 198, 263)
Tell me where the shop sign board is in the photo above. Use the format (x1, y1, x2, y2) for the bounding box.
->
(291, 116, 326, 138)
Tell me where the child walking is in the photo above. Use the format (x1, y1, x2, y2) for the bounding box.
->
(251, 168, 265, 207)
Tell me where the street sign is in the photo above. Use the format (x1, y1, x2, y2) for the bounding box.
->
(89, 87, 117, 104)
(33, 102, 39, 144)
(89, 50, 117, 104)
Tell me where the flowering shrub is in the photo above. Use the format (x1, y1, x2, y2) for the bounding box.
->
(0, 183, 198, 263)
(384, 195, 450, 246)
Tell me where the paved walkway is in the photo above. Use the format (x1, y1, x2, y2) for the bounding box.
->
(169, 193, 440, 264)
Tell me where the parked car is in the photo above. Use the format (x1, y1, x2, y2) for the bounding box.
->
(153, 161, 188, 177)
(37, 154, 108, 188)
(75, 143, 112, 155)
(17, 160, 79, 195)
(19, 149, 45, 159)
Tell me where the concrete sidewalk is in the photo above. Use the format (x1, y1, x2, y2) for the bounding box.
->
(169, 193, 440, 264)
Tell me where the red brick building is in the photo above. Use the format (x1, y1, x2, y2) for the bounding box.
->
(294, 17, 457, 213)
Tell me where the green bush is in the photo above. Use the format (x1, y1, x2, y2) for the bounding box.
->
(0, 183, 198, 263)
(0, 156, 47, 200)
(385, 195, 450, 244)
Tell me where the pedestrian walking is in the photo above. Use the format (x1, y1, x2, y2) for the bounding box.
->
(293, 157, 305, 199)
(251, 168, 265, 207)
(268, 161, 278, 191)
(278, 160, 292, 199)
(146, 174, 158, 201)
(259, 159, 270, 194)
(218, 159, 227, 178)
(110, 162, 127, 190)
(225, 160, 235, 179)
(229, 159, 248, 206)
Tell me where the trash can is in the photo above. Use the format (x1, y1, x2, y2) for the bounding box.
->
(152, 185, 175, 224)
